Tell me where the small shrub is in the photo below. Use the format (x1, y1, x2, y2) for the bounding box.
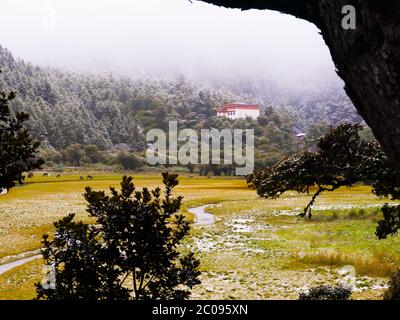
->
(358, 208, 366, 217)
(331, 211, 339, 220)
(372, 207, 381, 216)
(115, 151, 143, 170)
(44, 161, 55, 168)
(348, 209, 358, 219)
(53, 165, 64, 173)
(383, 269, 400, 300)
(299, 284, 352, 300)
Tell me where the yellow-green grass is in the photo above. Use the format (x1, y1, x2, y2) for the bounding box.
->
(187, 188, 399, 299)
(0, 259, 43, 300)
(0, 173, 253, 259)
(292, 251, 397, 277)
(0, 173, 253, 299)
(1, 176, 399, 300)
(205, 191, 400, 269)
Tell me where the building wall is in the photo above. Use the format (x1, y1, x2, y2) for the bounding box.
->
(220, 109, 260, 120)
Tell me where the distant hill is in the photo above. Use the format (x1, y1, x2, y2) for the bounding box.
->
(0, 46, 361, 154)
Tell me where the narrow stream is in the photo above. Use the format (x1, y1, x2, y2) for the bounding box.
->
(0, 203, 219, 276)
(188, 204, 218, 226)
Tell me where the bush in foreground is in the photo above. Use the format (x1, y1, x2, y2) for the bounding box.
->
(299, 284, 352, 300)
(36, 172, 201, 300)
(384, 269, 400, 300)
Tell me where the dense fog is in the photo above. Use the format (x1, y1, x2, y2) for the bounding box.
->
(0, 0, 341, 87)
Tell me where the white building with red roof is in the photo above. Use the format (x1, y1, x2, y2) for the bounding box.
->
(216, 103, 260, 120)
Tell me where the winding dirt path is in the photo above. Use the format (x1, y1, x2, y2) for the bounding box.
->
(0, 254, 41, 276)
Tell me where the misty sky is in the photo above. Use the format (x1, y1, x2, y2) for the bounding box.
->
(0, 0, 340, 85)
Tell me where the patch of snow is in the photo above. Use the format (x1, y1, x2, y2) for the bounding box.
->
(337, 265, 356, 277)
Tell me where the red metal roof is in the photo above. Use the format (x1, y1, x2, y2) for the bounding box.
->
(217, 103, 260, 112)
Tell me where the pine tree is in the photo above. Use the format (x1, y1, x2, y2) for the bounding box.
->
(0, 70, 43, 190)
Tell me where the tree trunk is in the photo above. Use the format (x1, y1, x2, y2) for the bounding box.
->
(197, 0, 400, 172)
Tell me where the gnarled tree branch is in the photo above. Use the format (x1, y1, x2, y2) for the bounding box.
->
(195, 0, 316, 22)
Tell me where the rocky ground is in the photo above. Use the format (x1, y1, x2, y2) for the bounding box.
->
(188, 202, 391, 300)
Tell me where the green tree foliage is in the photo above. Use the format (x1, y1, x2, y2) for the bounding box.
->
(376, 204, 400, 240)
(384, 268, 400, 300)
(199, 110, 299, 174)
(38, 148, 62, 165)
(83, 144, 101, 163)
(0, 46, 359, 164)
(303, 122, 332, 150)
(248, 123, 399, 218)
(0, 71, 43, 190)
(35, 173, 201, 300)
(115, 151, 143, 170)
(63, 144, 83, 166)
(279, 84, 361, 130)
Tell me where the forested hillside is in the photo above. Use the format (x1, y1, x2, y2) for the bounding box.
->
(209, 76, 362, 130)
(0, 45, 362, 170)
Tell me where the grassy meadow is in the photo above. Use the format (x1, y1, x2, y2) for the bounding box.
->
(0, 171, 399, 299)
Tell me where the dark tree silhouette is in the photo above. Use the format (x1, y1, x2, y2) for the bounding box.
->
(197, 0, 400, 174)
(299, 284, 352, 300)
(36, 173, 201, 300)
(384, 268, 400, 300)
(248, 124, 399, 219)
(376, 204, 400, 240)
(0, 70, 43, 190)
(249, 123, 400, 299)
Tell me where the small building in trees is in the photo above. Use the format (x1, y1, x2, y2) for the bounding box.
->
(295, 133, 306, 139)
(216, 103, 260, 120)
